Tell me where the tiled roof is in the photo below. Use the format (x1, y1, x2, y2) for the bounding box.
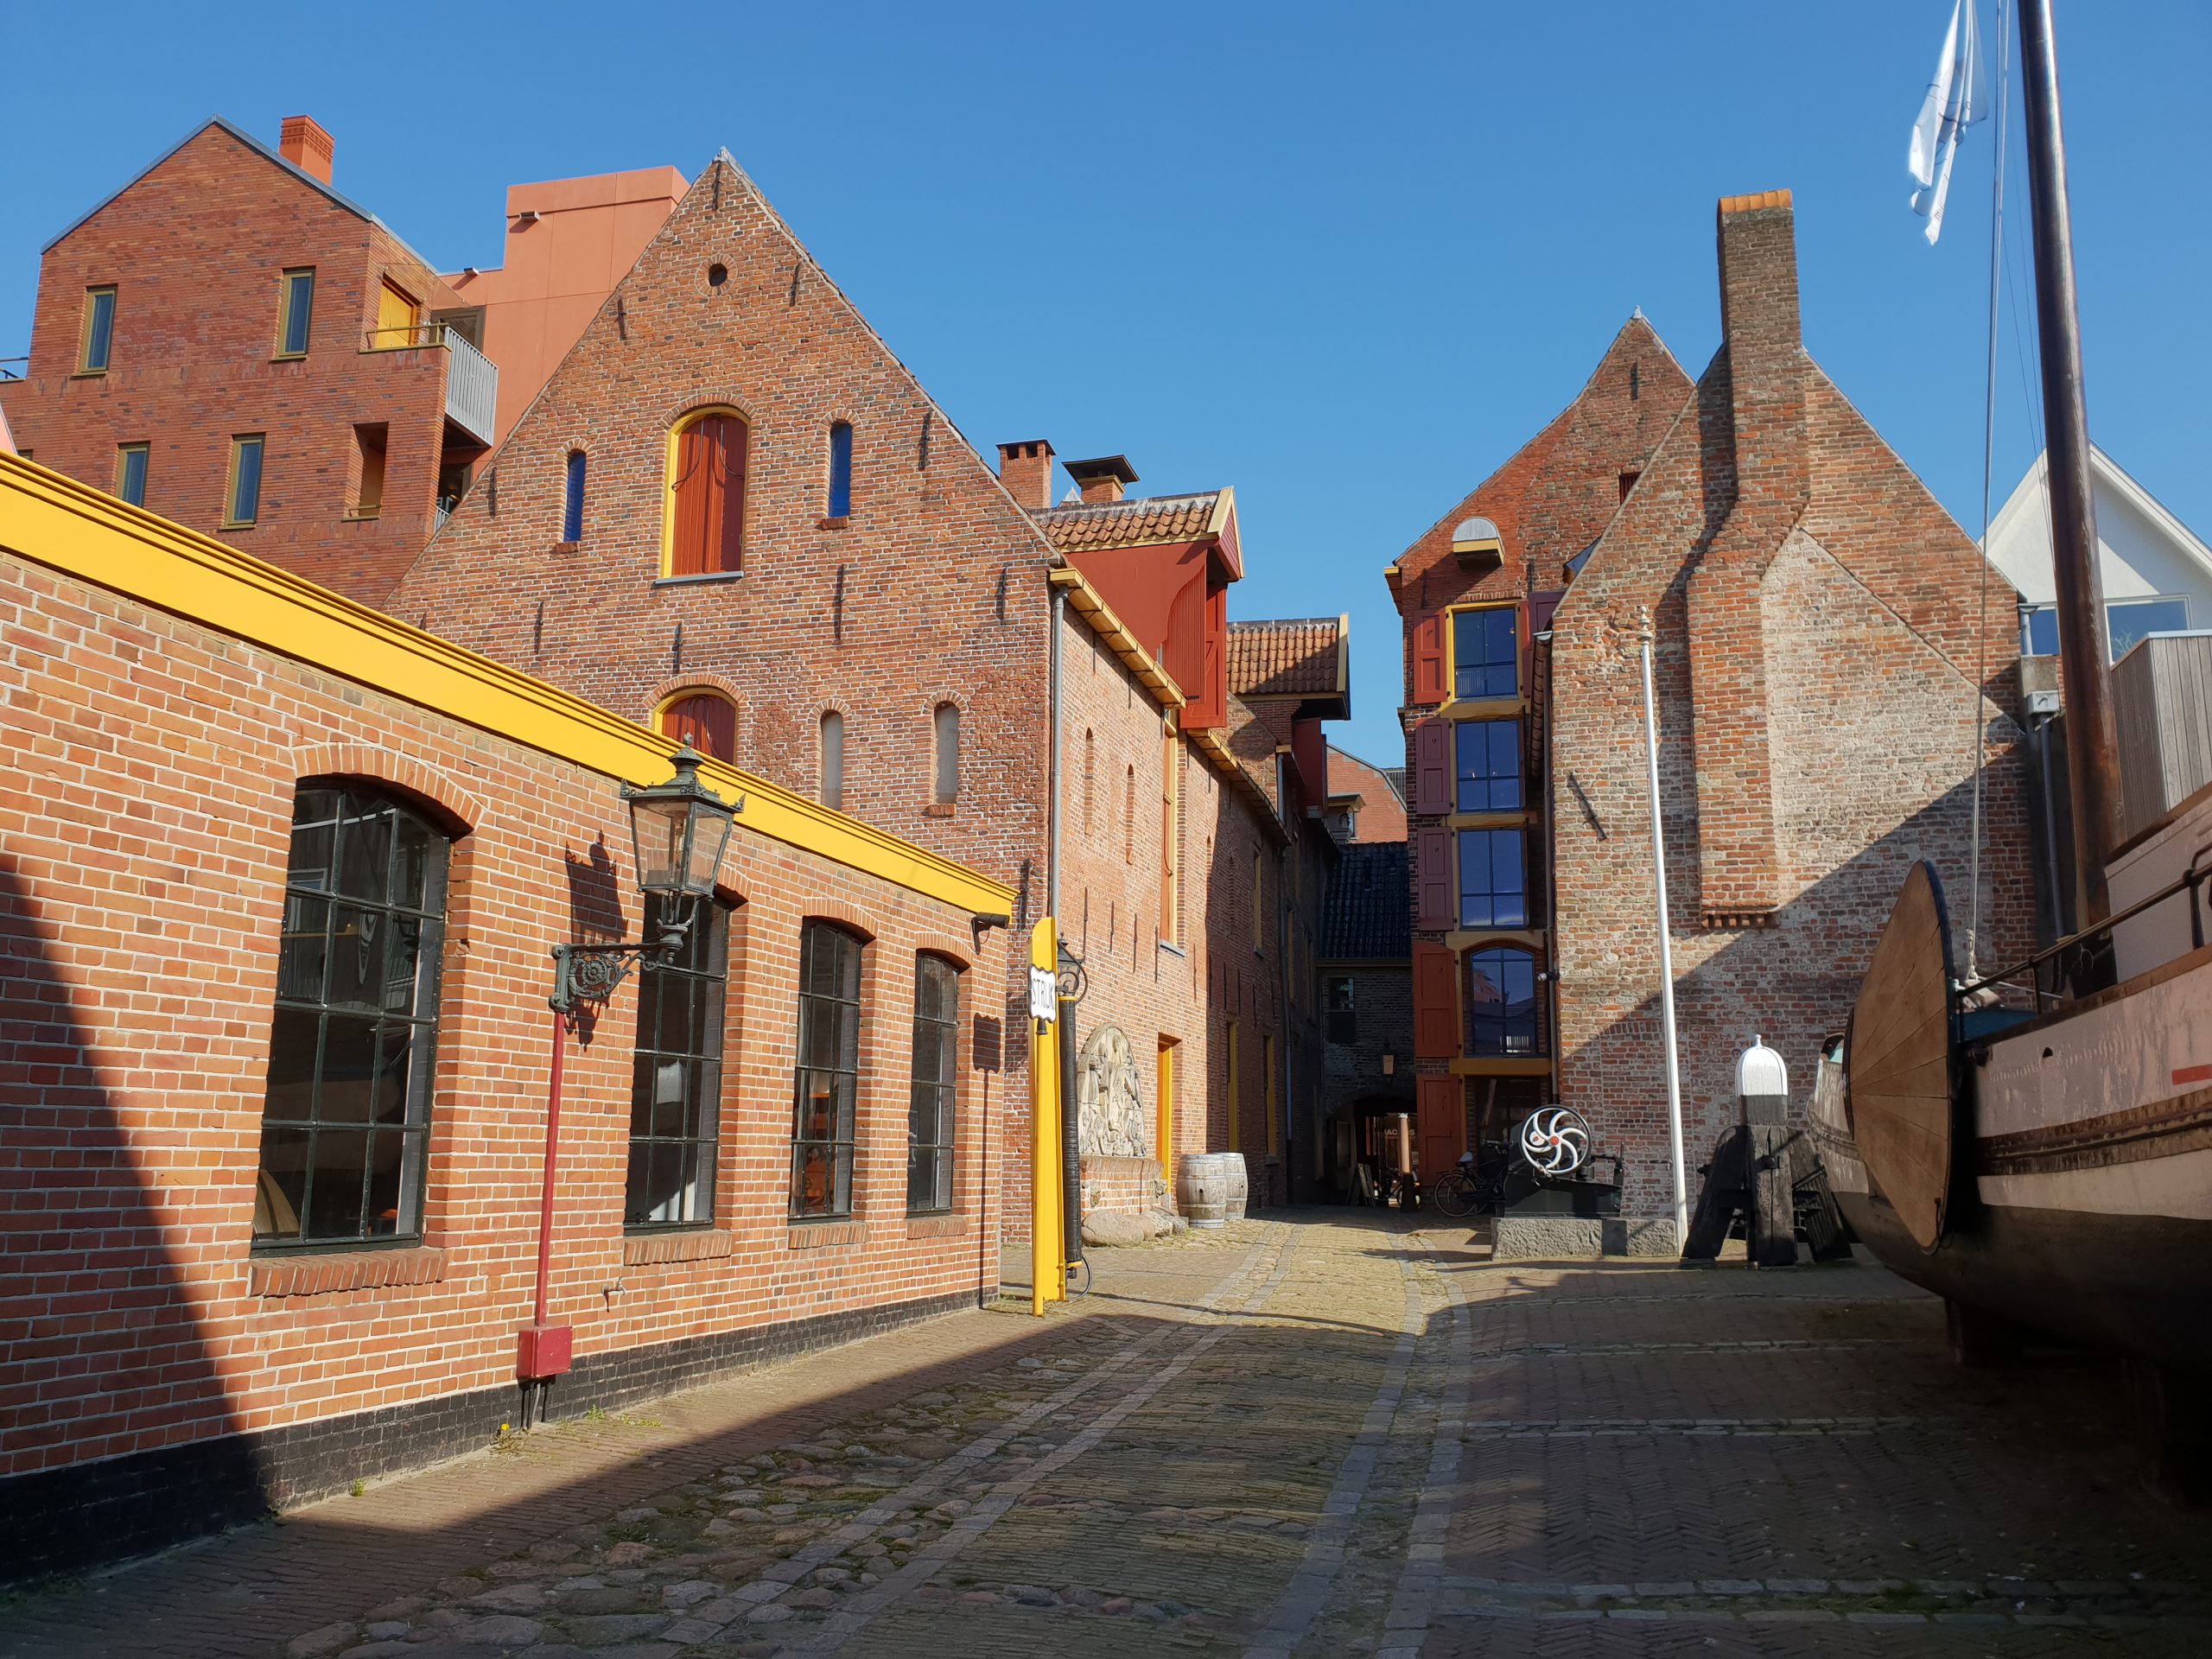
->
(1321, 842, 1409, 961)
(1228, 617, 1343, 697)
(1032, 492, 1219, 552)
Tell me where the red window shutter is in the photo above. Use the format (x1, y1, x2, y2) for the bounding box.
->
(1411, 610, 1446, 704)
(672, 423, 709, 575)
(716, 416, 747, 572)
(1416, 1074, 1462, 1179)
(1413, 943, 1458, 1058)
(1413, 719, 1449, 815)
(1516, 602, 1533, 699)
(662, 694, 737, 762)
(1415, 826, 1453, 931)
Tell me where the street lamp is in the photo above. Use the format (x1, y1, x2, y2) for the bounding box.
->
(522, 745, 740, 1408)
(550, 745, 741, 1014)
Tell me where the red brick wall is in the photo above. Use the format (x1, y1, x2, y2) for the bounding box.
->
(1, 124, 468, 601)
(0, 546, 1008, 1482)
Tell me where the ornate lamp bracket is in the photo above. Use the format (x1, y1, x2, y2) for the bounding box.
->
(549, 899, 698, 1017)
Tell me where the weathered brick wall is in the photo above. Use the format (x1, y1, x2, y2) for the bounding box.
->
(0, 545, 1007, 1486)
(2, 124, 467, 601)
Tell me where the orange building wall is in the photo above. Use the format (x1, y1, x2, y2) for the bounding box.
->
(444, 167, 688, 441)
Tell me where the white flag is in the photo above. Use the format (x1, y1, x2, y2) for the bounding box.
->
(1908, 0, 1988, 245)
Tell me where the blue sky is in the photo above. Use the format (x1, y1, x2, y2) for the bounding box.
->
(3, 2, 2205, 766)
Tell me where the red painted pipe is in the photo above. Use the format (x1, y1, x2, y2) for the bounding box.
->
(534, 1007, 563, 1328)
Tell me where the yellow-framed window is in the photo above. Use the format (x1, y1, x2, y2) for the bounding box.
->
(276, 268, 315, 359)
(1446, 601, 1519, 702)
(78, 285, 117, 374)
(225, 435, 266, 527)
(114, 443, 149, 507)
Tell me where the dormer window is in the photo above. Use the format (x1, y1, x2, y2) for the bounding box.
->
(1450, 515, 1503, 566)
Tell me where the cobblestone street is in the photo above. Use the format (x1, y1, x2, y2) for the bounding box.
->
(7, 1210, 2210, 1659)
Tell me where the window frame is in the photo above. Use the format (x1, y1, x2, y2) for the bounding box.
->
(826, 421, 854, 520)
(657, 690, 738, 764)
(78, 285, 117, 375)
(275, 267, 316, 359)
(251, 784, 450, 1251)
(1448, 602, 1519, 702)
(561, 449, 587, 544)
(819, 709, 845, 810)
(661, 406, 749, 580)
(624, 894, 729, 1232)
(790, 921, 865, 1221)
(225, 434, 266, 528)
(906, 953, 960, 1215)
(349, 423, 387, 520)
(1456, 827, 1529, 929)
(1465, 944, 1544, 1057)
(1325, 975, 1357, 1045)
(1159, 722, 1179, 943)
(933, 703, 960, 805)
(1453, 717, 1523, 813)
(114, 442, 149, 508)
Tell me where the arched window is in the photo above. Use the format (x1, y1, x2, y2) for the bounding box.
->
(1465, 945, 1543, 1056)
(907, 954, 961, 1213)
(562, 449, 587, 543)
(820, 709, 845, 810)
(826, 421, 854, 519)
(933, 703, 960, 804)
(255, 785, 450, 1247)
(1083, 730, 1096, 835)
(666, 409, 747, 577)
(791, 921, 865, 1218)
(659, 690, 737, 763)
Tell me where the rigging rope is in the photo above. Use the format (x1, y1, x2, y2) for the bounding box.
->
(1967, 0, 2015, 979)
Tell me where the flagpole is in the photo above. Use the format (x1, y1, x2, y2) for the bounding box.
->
(1636, 608, 1689, 1255)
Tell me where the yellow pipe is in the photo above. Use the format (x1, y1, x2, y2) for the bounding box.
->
(1030, 918, 1065, 1314)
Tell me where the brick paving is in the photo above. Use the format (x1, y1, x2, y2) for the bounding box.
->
(5, 1211, 2210, 1658)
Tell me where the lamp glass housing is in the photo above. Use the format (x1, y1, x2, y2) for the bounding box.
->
(623, 745, 735, 903)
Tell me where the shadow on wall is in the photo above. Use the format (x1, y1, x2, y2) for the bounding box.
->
(1566, 776, 2026, 1213)
(0, 859, 263, 1585)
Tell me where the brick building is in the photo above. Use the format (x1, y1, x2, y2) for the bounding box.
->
(1325, 744, 1408, 844)
(0, 117, 499, 602)
(385, 154, 1344, 1222)
(0, 450, 1017, 1580)
(1389, 191, 2032, 1236)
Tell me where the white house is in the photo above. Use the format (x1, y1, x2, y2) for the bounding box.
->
(1983, 446, 2212, 660)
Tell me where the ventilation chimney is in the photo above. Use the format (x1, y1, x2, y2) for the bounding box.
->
(996, 439, 1055, 512)
(279, 116, 335, 185)
(1065, 454, 1138, 505)
(1714, 188, 1808, 511)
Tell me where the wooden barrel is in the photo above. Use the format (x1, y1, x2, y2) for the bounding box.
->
(1177, 1153, 1232, 1229)
(1223, 1153, 1251, 1220)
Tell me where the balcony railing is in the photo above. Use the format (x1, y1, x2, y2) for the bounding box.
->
(0, 354, 27, 382)
(361, 323, 498, 448)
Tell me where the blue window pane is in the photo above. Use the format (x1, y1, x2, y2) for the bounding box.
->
(117, 447, 148, 507)
(828, 422, 854, 518)
(1452, 607, 1517, 700)
(1465, 946, 1541, 1056)
(1454, 719, 1522, 812)
(2024, 607, 2060, 656)
(231, 438, 264, 524)
(2107, 599, 2189, 660)
(82, 289, 115, 372)
(563, 450, 587, 543)
(281, 272, 315, 356)
(1457, 829, 1528, 929)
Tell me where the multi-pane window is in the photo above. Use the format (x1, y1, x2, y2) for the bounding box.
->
(254, 786, 448, 1247)
(791, 922, 863, 1218)
(669, 410, 747, 576)
(1452, 607, 1517, 701)
(226, 435, 265, 526)
(1454, 719, 1522, 812)
(626, 896, 728, 1229)
(1457, 828, 1528, 928)
(1325, 975, 1357, 1044)
(79, 285, 116, 373)
(906, 954, 959, 1213)
(276, 268, 315, 358)
(562, 450, 587, 543)
(1465, 945, 1542, 1056)
(114, 443, 149, 507)
(827, 422, 854, 519)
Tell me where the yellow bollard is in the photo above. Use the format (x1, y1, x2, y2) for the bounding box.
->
(1030, 918, 1065, 1314)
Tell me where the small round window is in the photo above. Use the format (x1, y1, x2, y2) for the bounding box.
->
(707, 263, 728, 289)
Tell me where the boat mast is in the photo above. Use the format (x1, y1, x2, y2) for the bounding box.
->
(2018, 0, 2123, 925)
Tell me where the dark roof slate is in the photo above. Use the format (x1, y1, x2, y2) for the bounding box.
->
(1321, 841, 1409, 961)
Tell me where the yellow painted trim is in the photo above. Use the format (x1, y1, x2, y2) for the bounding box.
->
(273, 267, 315, 361)
(1446, 809, 1536, 831)
(1048, 565, 1185, 709)
(661, 405, 749, 580)
(0, 452, 1014, 918)
(1442, 601, 1521, 709)
(1448, 1057, 1554, 1078)
(112, 442, 149, 499)
(1156, 1036, 1176, 1181)
(1030, 918, 1065, 1313)
(221, 433, 264, 529)
(1439, 696, 1527, 721)
(1447, 929, 1547, 953)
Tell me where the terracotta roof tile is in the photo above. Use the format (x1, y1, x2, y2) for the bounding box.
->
(1227, 617, 1342, 697)
(1032, 492, 1218, 552)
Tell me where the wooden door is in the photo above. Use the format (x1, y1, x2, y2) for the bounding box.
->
(376, 281, 418, 347)
(1416, 1074, 1461, 1184)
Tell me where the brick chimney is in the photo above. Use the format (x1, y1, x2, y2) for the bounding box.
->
(279, 116, 335, 185)
(996, 439, 1055, 512)
(1065, 455, 1138, 505)
(1714, 189, 1808, 512)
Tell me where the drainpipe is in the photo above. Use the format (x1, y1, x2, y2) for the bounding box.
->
(1275, 751, 1296, 1205)
(1537, 620, 1561, 1101)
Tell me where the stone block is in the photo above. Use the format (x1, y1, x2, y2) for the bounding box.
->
(1493, 1216, 1604, 1259)
(1605, 1216, 1680, 1256)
